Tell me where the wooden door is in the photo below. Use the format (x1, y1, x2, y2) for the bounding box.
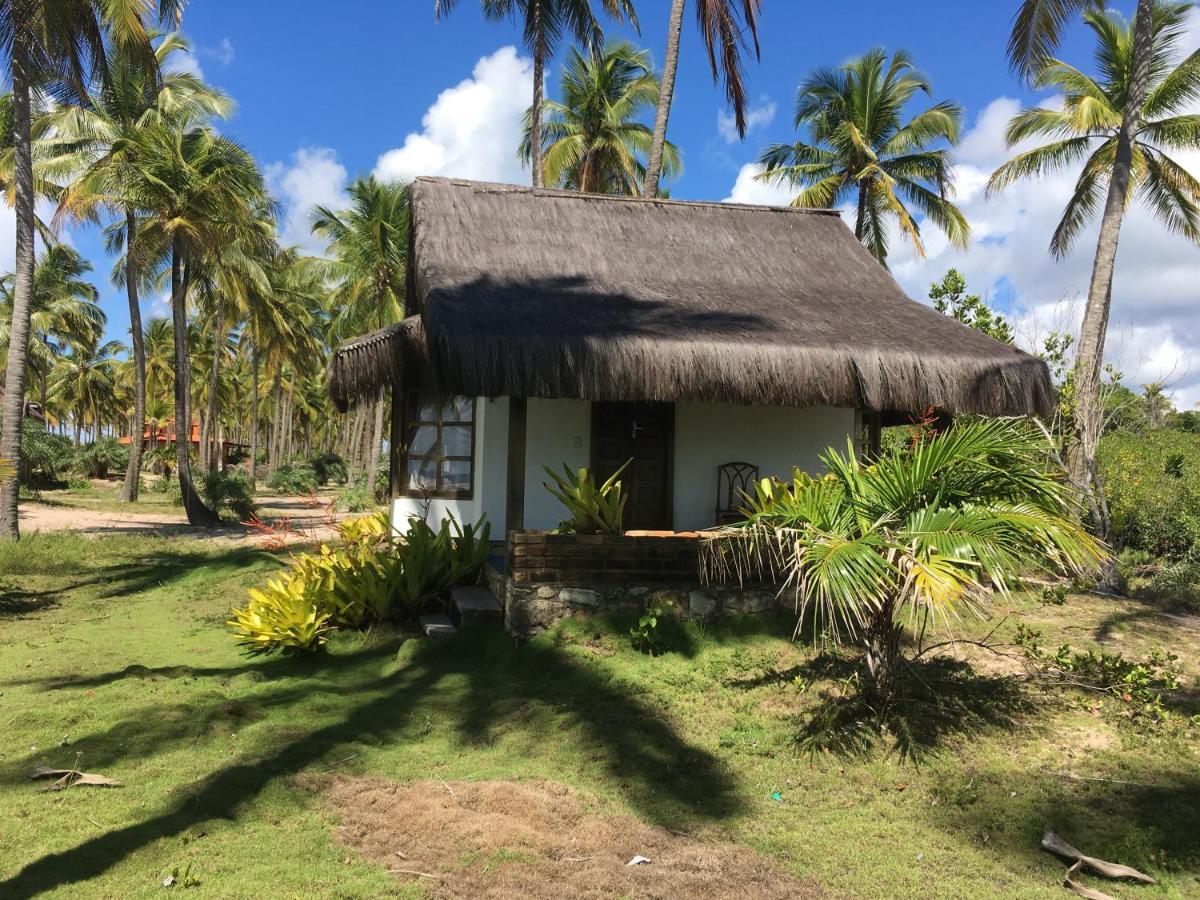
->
(592, 402, 673, 531)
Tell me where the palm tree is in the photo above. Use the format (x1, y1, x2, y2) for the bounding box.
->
(707, 419, 1103, 705)
(0, 245, 104, 415)
(756, 49, 968, 266)
(435, 0, 637, 188)
(143, 317, 175, 405)
(0, 0, 180, 540)
(45, 31, 232, 501)
(990, 5, 1200, 258)
(1007, 0, 1157, 557)
(312, 178, 410, 483)
(643, 0, 763, 198)
(50, 338, 124, 444)
(521, 41, 681, 194)
(120, 123, 270, 525)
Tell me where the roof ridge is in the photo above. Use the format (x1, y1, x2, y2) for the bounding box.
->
(412, 176, 843, 216)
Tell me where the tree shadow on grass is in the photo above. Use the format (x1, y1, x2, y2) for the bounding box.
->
(0, 585, 64, 618)
(0, 629, 740, 898)
(792, 656, 1034, 763)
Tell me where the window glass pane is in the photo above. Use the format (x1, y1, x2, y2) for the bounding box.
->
(416, 398, 440, 422)
(445, 396, 474, 422)
(408, 424, 439, 456)
(442, 460, 471, 493)
(406, 458, 437, 490)
(442, 425, 472, 457)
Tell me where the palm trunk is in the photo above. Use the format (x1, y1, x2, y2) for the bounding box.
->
(1067, 0, 1154, 590)
(170, 242, 218, 526)
(530, 5, 546, 189)
(269, 368, 283, 470)
(0, 30, 37, 540)
(120, 213, 147, 502)
(367, 394, 386, 496)
(642, 0, 685, 198)
(250, 342, 260, 483)
(205, 295, 226, 473)
(864, 601, 901, 708)
(855, 182, 868, 242)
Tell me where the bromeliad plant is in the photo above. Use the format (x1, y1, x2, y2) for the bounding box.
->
(543, 460, 631, 534)
(704, 418, 1106, 706)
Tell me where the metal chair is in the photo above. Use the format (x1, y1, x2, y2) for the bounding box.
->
(715, 461, 759, 525)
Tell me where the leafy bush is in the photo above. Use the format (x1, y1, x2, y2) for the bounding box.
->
(1099, 430, 1200, 559)
(72, 437, 129, 479)
(334, 479, 375, 512)
(630, 597, 674, 654)
(268, 461, 318, 494)
(310, 451, 349, 485)
(542, 460, 630, 534)
(227, 575, 333, 655)
(228, 511, 491, 655)
(200, 470, 256, 521)
(18, 419, 73, 486)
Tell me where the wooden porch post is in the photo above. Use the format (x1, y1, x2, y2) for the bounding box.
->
(506, 398, 527, 535)
(389, 380, 405, 500)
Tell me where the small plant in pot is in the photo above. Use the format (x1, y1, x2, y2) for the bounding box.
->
(542, 459, 631, 535)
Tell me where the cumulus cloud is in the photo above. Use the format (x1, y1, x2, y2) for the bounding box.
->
(373, 46, 533, 185)
(717, 97, 777, 144)
(202, 37, 235, 67)
(164, 47, 203, 80)
(265, 147, 349, 254)
(723, 162, 796, 206)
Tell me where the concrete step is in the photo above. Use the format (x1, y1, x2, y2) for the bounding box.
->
(419, 612, 456, 639)
(450, 585, 503, 628)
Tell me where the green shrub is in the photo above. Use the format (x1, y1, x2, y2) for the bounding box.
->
(542, 460, 629, 534)
(388, 515, 491, 615)
(268, 461, 318, 494)
(72, 437, 129, 479)
(334, 479, 375, 512)
(1098, 430, 1200, 559)
(18, 419, 73, 486)
(310, 451, 349, 486)
(200, 470, 256, 522)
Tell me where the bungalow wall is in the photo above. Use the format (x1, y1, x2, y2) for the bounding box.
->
(390, 398, 857, 535)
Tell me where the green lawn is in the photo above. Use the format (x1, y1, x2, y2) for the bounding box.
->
(1, 531, 1198, 898)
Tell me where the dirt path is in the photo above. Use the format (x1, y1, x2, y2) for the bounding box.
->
(18, 493, 368, 546)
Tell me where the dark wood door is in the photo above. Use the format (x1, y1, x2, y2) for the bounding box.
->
(592, 402, 673, 531)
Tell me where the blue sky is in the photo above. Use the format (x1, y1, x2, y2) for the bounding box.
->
(19, 1, 1200, 404)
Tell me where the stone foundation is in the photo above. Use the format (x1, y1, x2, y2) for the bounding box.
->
(490, 531, 782, 638)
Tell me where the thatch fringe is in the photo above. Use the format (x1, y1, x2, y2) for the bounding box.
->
(329, 178, 1054, 418)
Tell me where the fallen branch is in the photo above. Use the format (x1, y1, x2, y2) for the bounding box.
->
(386, 868, 437, 879)
(1041, 830, 1155, 899)
(30, 767, 122, 791)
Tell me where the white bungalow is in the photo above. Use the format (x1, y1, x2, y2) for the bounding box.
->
(330, 177, 1051, 539)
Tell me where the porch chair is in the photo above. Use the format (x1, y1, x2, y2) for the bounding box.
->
(715, 461, 759, 525)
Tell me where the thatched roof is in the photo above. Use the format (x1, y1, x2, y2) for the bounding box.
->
(330, 177, 1052, 416)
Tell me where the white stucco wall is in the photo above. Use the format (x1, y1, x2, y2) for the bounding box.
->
(672, 402, 856, 531)
(392, 397, 855, 536)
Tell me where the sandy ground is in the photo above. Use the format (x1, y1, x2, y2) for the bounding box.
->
(17, 493, 361, 546)
(317, 776, 823, 900)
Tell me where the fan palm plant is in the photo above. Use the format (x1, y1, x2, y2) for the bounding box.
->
(990, 4, 1200, 257)
(44, 30, 233, 500)
(119, 123, 270, 525)
(643, 0, 763, 198)
(1006, 0, 1156, 553)
(705, 419, 1104, 705)
(521, 41, 681, 194)
(757, 48, 969, 266)
(435, 0, 637, 188)
(0, 0, 181, 539)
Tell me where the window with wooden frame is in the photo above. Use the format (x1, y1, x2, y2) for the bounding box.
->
(402, 394, 476, 499)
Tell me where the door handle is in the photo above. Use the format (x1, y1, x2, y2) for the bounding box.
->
(631, 420, 643, 440)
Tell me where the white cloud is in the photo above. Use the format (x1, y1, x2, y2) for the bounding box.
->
(717, 97, 777, 144)
(373, 46, 533, 185)
(202, 37, 235, 67)
(724, 162, 796, 206)
(164, 48, 203, 80)
(265, 147, 349, 254)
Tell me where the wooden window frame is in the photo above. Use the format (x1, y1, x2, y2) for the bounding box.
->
(400, 393, 476, 500)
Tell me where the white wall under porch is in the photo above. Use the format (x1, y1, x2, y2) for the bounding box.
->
(392, 398, 856, 535)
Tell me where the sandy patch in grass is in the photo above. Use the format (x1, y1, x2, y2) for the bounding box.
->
(316, 776, 822, 899)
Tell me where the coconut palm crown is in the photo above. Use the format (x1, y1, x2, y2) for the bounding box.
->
(756, 48, 969, 266)
(521, 41, 681, 195)
(989, 2, 1200, 258)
